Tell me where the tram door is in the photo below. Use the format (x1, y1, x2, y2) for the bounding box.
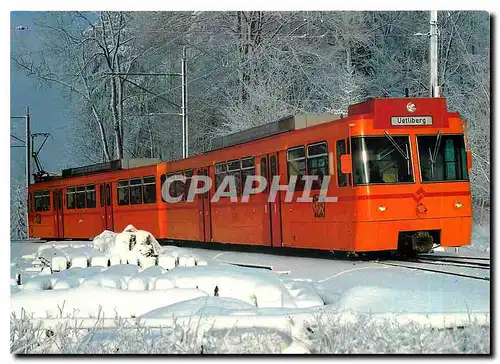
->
(100, 183, 114, 231)
(53, 189, 64, 238)
(200, 167, 212, 242)
(268, 152, 283, 247)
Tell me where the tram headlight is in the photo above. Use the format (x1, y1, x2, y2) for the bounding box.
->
(378, 205, 387, 212)
(454, 201, 463, 209)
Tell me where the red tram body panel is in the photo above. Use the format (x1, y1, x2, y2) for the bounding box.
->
(28, 97, 473, 254)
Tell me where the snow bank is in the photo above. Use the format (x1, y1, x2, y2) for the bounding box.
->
(336, 285, 484, 313)
(11, 286, 209, 318)
(157, 264, 296, 308)
(140, 296, 257, 318)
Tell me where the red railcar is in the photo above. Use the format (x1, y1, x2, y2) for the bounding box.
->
(28, 97, 473, 254)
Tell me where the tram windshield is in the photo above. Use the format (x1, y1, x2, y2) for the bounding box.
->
(417, 134, 469, 182)
(351, 135, 414, 185)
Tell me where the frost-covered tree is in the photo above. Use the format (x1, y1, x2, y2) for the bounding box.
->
(10, 182, 27, 239)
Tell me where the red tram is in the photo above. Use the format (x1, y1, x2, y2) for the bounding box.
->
(28, 97, 473, 254)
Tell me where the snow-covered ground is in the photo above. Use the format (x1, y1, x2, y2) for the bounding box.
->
(10, 224, 490, 354)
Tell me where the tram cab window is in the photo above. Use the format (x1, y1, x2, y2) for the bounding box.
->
(287, 146, 306, 191)
(417, 134, 469, 182)
(130, 178, 143, 204)
(351, 135, 413, 185)
(66, 187, 76, 209)
(117, 180, 130, 205)
(34, 190, 50, 211)
(76, 186, 86, 209)
(143, 176, 157, 204)
(336, 140, 349, 187)
(307, 142, 328, 190)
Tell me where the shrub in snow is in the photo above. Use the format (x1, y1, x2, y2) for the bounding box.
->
(127, 266, 166, 291)
(70, 256, 88, 269)
(139, 256, 157, 269)
(93, 226, 162, 267)
(22, 276, 53, 291)
(158, 255, 177, 270)
(90, 256, 109, 268)
(51, 256, 68, 272)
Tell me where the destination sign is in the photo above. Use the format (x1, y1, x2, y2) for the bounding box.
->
(391, 116, 433, 126)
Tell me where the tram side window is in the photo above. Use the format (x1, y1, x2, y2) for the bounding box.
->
(34, 190, 50, 211)
(215, 162, 227, 190)
(241, 157, 256, 192)
(183, 169, 193, 201)
(66, 187, 75, 209)
(75, 186, 86, 209)
(308, 142, 329, 190)
(227, 159, 242, 195)
(143, 176, 156, 204)
(130, 178, 143, 205)
(160, 174, 167, 202)
(86, 184, 96, 208)
(336, 140, 348, 187)
(99, 185, 104, 207)
(117, 180, 130, 205)
(261, 157, 268, 192)
(287, 146, 306, 191)
(167, 172, 185, 200)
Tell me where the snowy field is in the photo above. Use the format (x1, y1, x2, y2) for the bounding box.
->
(10, 225, 490, 354)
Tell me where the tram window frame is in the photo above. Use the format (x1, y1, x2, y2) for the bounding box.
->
(167, 172, 185, 200)
(215, 162, 227, 190)
(260, 157, 268, 192)
(307, 141, 329, 190)
(287, 146, 307, 191)
(66, 187, 76, 209)
(34, 190, 50, 211)
(336, 140, 349, 187)
(227, 159, 242, 195)
(75, 186, 86, 209)
(86, 184, 96, 208)
(160, 174, 167, 202)
(143, 175, 157, 204)
(99, 185, 104, 207)
(183, 169, 193, 201)
(241, 157, 256, 193)
(117, 180, 130, 206)
(130, 178, 143, 205)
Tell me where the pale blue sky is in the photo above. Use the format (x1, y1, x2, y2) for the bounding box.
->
(10, 11, 71, 185)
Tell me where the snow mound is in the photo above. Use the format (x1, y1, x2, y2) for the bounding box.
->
(11, 286, 209, 318)
(158, 264, 296, 308)
(336, 285, 480, 313)
(140, 296, 257, 318)
(92, 225, 162, 264)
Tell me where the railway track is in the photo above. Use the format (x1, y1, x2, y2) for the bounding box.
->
(375, 254, 490, 281)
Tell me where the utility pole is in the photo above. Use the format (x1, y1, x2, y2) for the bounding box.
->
(26, 106, 31, 189)
(429, 10, 440, 97)
(181, 46, 188, 158)
(106, 47, 189, 159)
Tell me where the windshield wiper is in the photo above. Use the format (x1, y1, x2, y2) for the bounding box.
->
(384, 131, 411, 175)
(428, 130, 442, 179)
